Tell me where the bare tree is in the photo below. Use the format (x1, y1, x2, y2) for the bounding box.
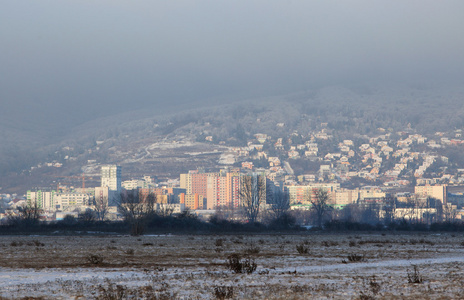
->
(13, 201, 43, 227)
(157, 203, 175, 217)
(239, 174, 266, 223)
(7, 200, 42, 227)
(381, 196, 396, 225)
(308, 188, 332, 228)
(79, 208, 96, 224)
(118, 190, 157, 236)
(268, 189, 290, 219)
(21, 201, 42, 223)
(443, 203, 457, 222)
(267, 189, 296, 228)
(94, 196, 108, 221)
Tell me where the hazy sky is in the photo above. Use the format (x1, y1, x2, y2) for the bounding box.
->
(2, 1, 464, 123)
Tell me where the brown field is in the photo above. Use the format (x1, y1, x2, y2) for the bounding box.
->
(0, 232, 464, 299)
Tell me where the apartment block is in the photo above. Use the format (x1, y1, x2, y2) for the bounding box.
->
(101, 165, 122, 191)
(180, 193, 205, 210)
(415, 184, 448, 204)
(54, 192, 91, 211)
(286, 183, 339, 205)
(27, 190, 56, 210)
(206, 171, 240, 209)
(333, 188, 358, 206)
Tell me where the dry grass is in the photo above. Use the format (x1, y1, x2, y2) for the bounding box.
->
(0, 233, 463, 299)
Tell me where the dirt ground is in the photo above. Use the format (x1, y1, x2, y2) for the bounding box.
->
(0, 232, 463, 299)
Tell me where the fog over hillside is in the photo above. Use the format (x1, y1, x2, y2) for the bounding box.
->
(1, 1, 464, 178)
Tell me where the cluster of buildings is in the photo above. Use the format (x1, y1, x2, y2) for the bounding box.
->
(1, 160, 463, 223)
(211, 126, 464, 189)
(4, 124, 464, 224)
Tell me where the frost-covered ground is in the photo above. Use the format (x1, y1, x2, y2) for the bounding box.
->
(0, 233, 463, 299)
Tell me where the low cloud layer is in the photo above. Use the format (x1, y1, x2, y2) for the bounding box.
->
(2, 1, 464, 123)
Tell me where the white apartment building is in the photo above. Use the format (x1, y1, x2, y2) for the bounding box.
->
(101, 165, 122, 191)
(27, 190, 56, 210)
(54, 193, 91, 211)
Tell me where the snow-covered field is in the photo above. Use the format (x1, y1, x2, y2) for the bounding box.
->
(1, 233, 463, 299)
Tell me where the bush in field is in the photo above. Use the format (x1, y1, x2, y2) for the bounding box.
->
(296, 243, 309, 254)
(407, 265, 423, 284)
(97, 281, 176, 300)
(226, 254, 257, 274)
(342, 253, 365, 263)
(213, 286, 234, 300)
(322, 240, 339, 247)
(87, 254, 104, 265)
(359, 275, 381, 300)
(215, 238, 224, 247)
(98, 283, 127, 300)
(10, 241, 23, 247)
(32, 239, 45, 247)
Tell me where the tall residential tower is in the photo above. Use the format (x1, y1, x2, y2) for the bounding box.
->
(101, 165, 122, 191)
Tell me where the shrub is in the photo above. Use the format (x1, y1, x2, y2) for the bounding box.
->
(125, 249, 135, 255)
(407, 265, 423, 284)
(213, 286, 234, 300)
(296, 243, 309, 254)
(26, 240, 45, 247)
(87, 254, 104, 265)
(226, 254, 242, 273)
(243, 258, 257, 274)
(322, 241, 339, 247)
(359, 275, 381, 300)
(10, 241, 22, 247)
(226, 254, 257, 274)
(97, 282, 175, 300)
(215, 238, 224, 247)
(342, 253, 365, 263)
(98, 283, 127, 300)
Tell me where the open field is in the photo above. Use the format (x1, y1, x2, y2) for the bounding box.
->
(1, 233, 464, 299)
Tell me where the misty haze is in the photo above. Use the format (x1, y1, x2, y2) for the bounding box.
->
(1, 1, 464, 299)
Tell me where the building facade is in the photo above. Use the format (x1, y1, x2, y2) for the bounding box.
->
(101, 165, 122, 191)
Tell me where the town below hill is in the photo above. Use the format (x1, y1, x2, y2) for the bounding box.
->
(2, 82, 464, 225)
